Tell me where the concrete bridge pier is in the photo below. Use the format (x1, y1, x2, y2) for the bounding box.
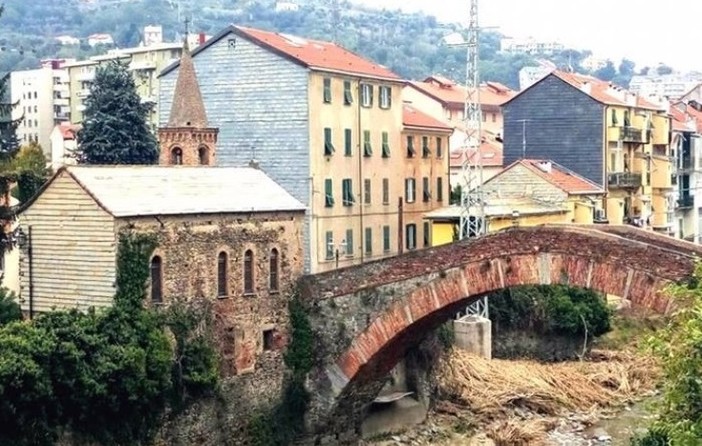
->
(454, 315, 492, 359)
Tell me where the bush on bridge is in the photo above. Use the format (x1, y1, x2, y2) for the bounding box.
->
(0, 232, 219, 445)
(488, 285, 612, 338)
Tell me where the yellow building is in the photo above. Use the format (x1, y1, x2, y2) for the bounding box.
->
(426, 158, 605, 246)
(64, 42, 183, 130)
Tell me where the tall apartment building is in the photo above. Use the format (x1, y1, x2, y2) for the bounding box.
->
(158, 25, 449, 273)
(65, 42, 184, 130)
(10, 59, 71, 156)
(670, 103, 702, 242)
(502, 71, 674, 234)
(629, 73, 702, 100)
(500, 37, 564, 55)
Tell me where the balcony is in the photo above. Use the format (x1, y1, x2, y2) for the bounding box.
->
(608, 172, 642, 189)
(77, 89, 91, 99)
(677, 195, 694, 209)
(53, 111, 70, 121)
(129, 60, 157, 71)
(620, 126, 645, 143)
(76, 72, 95, 82)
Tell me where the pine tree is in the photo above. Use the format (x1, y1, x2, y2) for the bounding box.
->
(76, 60, 158, 165)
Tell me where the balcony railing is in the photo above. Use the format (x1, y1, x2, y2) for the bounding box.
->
(620, 126, 644, 143)
(677, 195, 694, 209)
(608, 172, 642, 189)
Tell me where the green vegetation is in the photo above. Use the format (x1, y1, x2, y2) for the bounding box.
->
(76, 60, 158, 165)
(631, 263, 702, 445)
(489, 285, 612, 338)
(0, 232, 218, 446)
(11, 141, 51, 203)
(0, 286, 21, 325)
(249, 292, 315, 446)
(0, 0, 643, 89)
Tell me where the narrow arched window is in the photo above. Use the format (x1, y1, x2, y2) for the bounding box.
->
(150, 256, 163, 303)
(198, 146, 209, 165)
(244, 249, 254, 295)
(217, 251, 228, 297)
(171, 147, 183, 165)
(269, 248, 279, 292)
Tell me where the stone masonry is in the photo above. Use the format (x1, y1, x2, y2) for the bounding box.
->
(120, 211, 303, 444)
(297, 224, 702, 442)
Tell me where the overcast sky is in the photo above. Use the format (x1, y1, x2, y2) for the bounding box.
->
(352, 0, 699, 72)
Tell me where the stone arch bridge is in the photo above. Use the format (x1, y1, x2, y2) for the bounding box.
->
(297, 225, 702, 440)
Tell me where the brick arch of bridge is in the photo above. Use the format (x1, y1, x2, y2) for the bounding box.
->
(299, 225, 702, 436)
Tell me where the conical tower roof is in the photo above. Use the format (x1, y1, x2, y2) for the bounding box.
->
(167, 40, 208, 128)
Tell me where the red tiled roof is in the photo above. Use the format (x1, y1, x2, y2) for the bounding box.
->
(510, 159, 603, 194)
(403, 104, 453, 131)
(449, 138, 503, 168)
(58, 123, 81, 140)
(234, 26, 400, 80)
(550, 71, 665, 111)
(670, 106, 692, 132)
(408, 75, 516, 109)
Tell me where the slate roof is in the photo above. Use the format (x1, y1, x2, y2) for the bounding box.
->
(45, 166, 306, 217)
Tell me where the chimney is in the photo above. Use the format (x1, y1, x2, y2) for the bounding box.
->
(199, 32, 206, 45)
(248, 159, 260, 169)
(536, 161, 552, 173)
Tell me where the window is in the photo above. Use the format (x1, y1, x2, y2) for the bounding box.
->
(383, 225, 391, 252)
(269, 248, 279, 292)
(611, 109, 618, 126)
(491, 113, 496, 123)
(217, 252, 228, 297)
(324, 178, 334, 207)
(423, 222, 431, 247)
(342, 178, 355, 206)
(363, 130, 372, 156)
(345, 229, 354, 256)
(323, 77, 332, 103)
(171, 147, 183, 165)
(365, 227, 372, 255)
(436, 137, 443, 158)
(405, 178, 416, 203)
(344, 128, 352, 156)
(263, 329, 275, 351)
(422, 177, 431, 202)
(379, 86, 392, 109)
(623, 110, 631, 127)
(150, 256, 163, 303)
(382, 178, 389, 205)
(324, 128, 335, 156)
(422, 136, 430, 158)
(361, 83, 373, 107)
(407, 136, 416, 157)
(244, 250, 254, 295)
(437, 177, 444, 202)
(343, 80, 353, 105)
(325, 231, 334, 259)
(382, 132, 390, 158)
(364, 178, 371, 204)
(405, 224, 417, 250)
(198, 146, 209, 165)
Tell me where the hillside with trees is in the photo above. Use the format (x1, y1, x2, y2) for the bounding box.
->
(0, 0, 641, 88)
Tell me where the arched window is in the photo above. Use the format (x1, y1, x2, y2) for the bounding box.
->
(269, 248, 279, 292)
(198, 146, 209, 165)
(244, 249, 254, 295)
(171, 147, 183, 165)
(150, 256, 163, 303)
(217, 251, 228, 297)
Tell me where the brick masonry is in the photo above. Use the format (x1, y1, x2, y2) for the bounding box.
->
(299, 224, 700, 439)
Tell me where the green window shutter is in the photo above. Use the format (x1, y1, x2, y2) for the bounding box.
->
(325, 231, 334, 259)
(369, 85, 374, 107)
(387, 87, 392, 109)
(345, 229, 354, 256)
(407, 136, 415, 157)
(383, 225, 390, 252)
(342, 179, 354, 206)
(344, 80, 353, 105)
(436, 137, 442, 158)
(324, 178, 334, 207)
(324, 128, 334, 156)
(423, 177, 430, 202)
(611, 109, 618, 126)
(437, 177, 443, 202)
(422, 136, 430, 158)
(344, 128, 352, 156)
(423, 222, 430, 247)
(323, 78, 332, 103)
(365, 227, 372, 254)
(382, 131, 390, 158)
(364, 178, 371, 204)
(363, 130, 372, 156)
(382, 178, 389, 205)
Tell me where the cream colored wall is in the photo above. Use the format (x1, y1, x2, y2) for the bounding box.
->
(19, 171, 117, 312)
(489, 212, 569, 232)
(308, 72, 405, 273)
(401, 86, 446, 121)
